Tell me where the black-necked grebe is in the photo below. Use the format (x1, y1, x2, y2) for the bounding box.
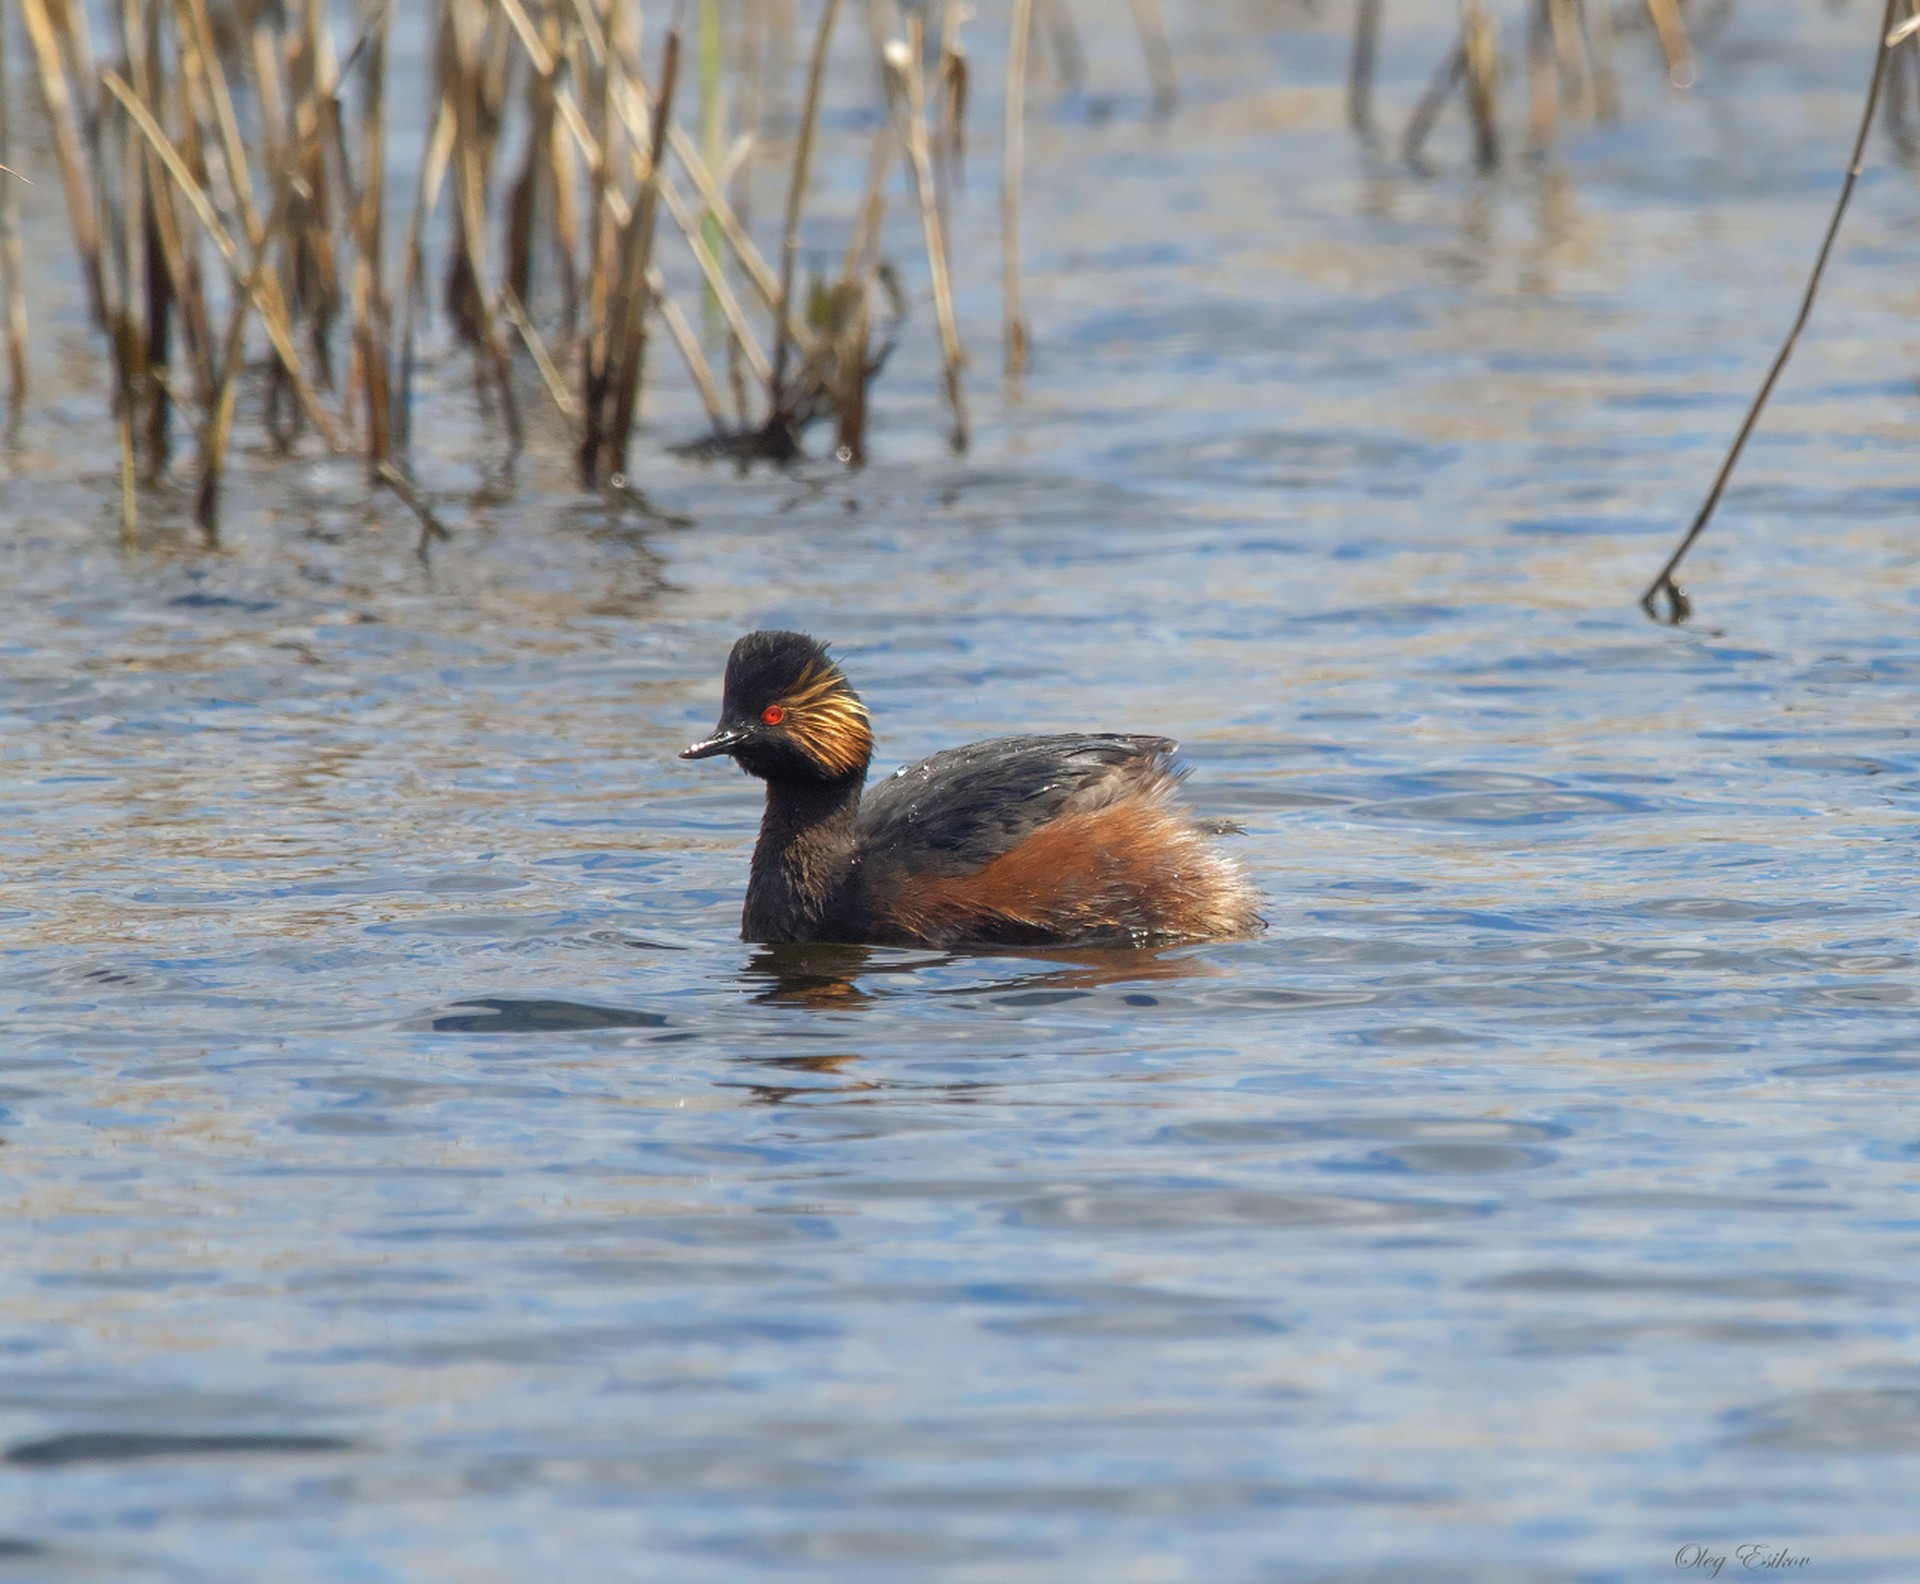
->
(680, 631, 1263, 947)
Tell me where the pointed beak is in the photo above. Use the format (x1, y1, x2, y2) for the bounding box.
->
(680, 725, 750, 761)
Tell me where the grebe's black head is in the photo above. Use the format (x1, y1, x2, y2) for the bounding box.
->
(680, 630, 872, 783)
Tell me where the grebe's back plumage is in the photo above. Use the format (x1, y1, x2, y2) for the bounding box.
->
(681, 631, 1262, 948)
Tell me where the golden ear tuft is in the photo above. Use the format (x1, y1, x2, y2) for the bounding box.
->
(784, 661, 872, 776)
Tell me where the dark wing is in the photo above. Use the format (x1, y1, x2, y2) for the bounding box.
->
(856, 733, 1179, 876)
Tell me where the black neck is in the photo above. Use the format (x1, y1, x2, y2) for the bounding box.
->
(742, 772, 865, 942)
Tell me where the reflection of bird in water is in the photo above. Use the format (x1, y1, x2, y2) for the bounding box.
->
(743, 944, 886, 1007)
(740, 940, 1225, 1009)
(733, 942, 1224, 1105)
(682, 631, 1263, 949)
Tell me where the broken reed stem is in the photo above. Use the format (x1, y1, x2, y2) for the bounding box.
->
(1129, 0, 1177, 115)
(131, 2, 175, 477)
(1585, 0, 1619, 121)
(902, 13, 969, 451)
(658, 174, 772, 382)
(698, 0, 726, 333)
(1461, 0, 1500, 172)
(20, 0, 107, 325)
(842, 115, 898, 281)
(1644, 0, 1694, 89)
(1547, 0, 1591, 118)
(1381, 0, 1641, 170)
(648, 261, 729, 430)
(668, 121, 813, 356)
(1641, 0, 1900, 624)
(584, 19, 681, 484)
(1403, 37, 1466, 167)
(396, 97, 457, 459)
(1037, 0, 1085, 94)
(1349, 0, 1383, 135)
(1527, 0, 1556, 153)
(373, 457, 451, 559)
(0, 15, 28, 432)
(1003, 0, 1033, 378)
(1528, 0, 1559, 152)
(502, 283, 580, 424)
(932, 1, 967, 254)
(769, 0, 843, 411)
(346, 0, 393, 465)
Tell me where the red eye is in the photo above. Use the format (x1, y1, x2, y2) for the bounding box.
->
(761, 705, 786, 725)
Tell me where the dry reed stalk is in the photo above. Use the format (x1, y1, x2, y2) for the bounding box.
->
(550, 75, 582, 340)
(1882, 20, 1914, 160)
(580, 18, 680, 484)
(648, 261, 729, 430)
(501, 0, 558, 322)
(0, 17, 26, 433)
(151, 136, 214, 419)
(1527, 0, 1557, 152)
(1402, 35, 1465, 167)
(290, 0, 343, 386)
(1584, 0, 1619, 121)
(101, 68, 345, 451)
(841, 114, 897, 283)
(445, 1, 523, 454)
(501, 283, 580, 425)
(339, 0, 393, 463)
(569, 72, 759, 293)
(395, 95, 457, 457)
(1348, 0, 1383, 135)
(498, 2, 596, 360)
(372, 457, 451, 556)
(1129, 0, 1177, 114)
(1894, 3, 1920, 112)
(197, 1, 390, 529)
(577, 0, 624, 443)
(1547, 0, 1592, 117)
(669, 122, 804, 346)
(18, 0, 1042, 504)
(1536, 0, 1582, 114)
(1461, 0, 1499, 172)
(698, 0, 725, 334)
(1644, 0, 1692, 88)
(658, 174, 772, 383)
(438, 2, 484, 343)
(831, 283, 870, 462)
(1002, 0, 1032, 378)
(117, 395, 137, 542)
(20, 0, 107, 324)
(176, 0, 256, 236)
(768, 0, 843, 420)
(200, 171, 304, 532)
(934, 0, 969, 252)
(898, 17, 968, 450)
(109, 136, 137, 542)
(1641, 0, 1900, 624)
(1037, 0, 1084, 94)
(723, 0, 770, 427)
(127, 0, 174, 473)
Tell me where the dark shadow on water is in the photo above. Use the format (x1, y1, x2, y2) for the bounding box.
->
(5, 1431, 352, 1467)
(432, 998, 672, 1033)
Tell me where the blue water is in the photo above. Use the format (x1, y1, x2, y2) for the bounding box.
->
(3, 2, 1920, 1579)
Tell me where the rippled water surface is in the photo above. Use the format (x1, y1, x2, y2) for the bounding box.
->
(5, 3, 1920, 1579)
